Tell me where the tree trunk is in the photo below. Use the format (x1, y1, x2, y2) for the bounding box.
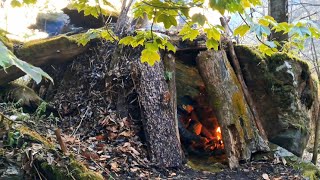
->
(163, 53, 180, 143)
(196, 50, 269, 169)
(220, 17, 267, 140)
(133, 56, 184, 167)
(268, 0, 288, 42)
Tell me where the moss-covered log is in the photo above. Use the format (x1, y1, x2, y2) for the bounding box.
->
(196, 50, 269, 169)
(0, 34, 89, 85)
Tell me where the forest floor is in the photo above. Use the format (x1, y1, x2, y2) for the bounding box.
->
(0, 102, 305, 179)
(0, 46, 311, 179)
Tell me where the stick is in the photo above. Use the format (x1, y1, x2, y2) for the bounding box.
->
(55, 128, 68, 154)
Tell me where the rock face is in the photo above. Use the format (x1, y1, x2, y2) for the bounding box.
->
(234, 46, 319, 156)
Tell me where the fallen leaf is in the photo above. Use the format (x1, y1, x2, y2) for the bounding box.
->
(262, 173, 270, 180)
(281, 157, 287, 166)
(110, 162, 120, 172)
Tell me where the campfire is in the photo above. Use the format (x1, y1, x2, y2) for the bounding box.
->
(178, 86, 225, 156)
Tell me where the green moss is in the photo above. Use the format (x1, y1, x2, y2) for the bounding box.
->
(70, 159, 104, 180)
(16, 34, 79, 59)
(289, 160, 320, 180)
(187, 156, 226, 173)
(18, 126, 54, 149)
(234, 45, 265, 62)
(231, 91, 253, 138)
(40, 159, 104, 180)
(41, 162, 67, 179)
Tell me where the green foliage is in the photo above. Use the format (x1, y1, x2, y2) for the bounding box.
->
(119, 31, 176, 66)
(0, 41, 53, 84)
(69, 0, 115, 18)
(10, 0, 37, 7)
(71, 28, 118, 46)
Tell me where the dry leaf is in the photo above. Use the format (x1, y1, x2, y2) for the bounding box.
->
(110, 162, 120, 172)
(281, 157, 287, 166)
(262, 173, 270, 180)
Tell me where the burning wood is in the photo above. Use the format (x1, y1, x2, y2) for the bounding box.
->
(178, 94, 225, 156)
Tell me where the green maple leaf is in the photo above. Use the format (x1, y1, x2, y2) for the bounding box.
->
(140, 49, 160, 66)
(191, 13, 207, 26)
(234, 25, 250, 37)
(206, 39, 219, 50)
(204, 27, 221, 40)
(157, 14, 177, 29)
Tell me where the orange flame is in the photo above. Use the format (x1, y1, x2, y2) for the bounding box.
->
(216, 127, 221, 133)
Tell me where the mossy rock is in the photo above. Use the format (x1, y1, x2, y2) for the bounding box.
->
(234, 45, 318, 156)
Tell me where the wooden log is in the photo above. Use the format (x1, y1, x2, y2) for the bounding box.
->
(133, 56, 184, 167)
(0, 35, 89, 85)
(220, 17, 267, 140)
(163, 53, 180, 143)
(196, 50, 269, 169)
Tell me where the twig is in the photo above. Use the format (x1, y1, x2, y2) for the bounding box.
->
(55, 128, 68, 154)
(72, 107, 89, 136)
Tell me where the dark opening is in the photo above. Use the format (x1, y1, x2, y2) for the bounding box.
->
(175, 51, 227, 168)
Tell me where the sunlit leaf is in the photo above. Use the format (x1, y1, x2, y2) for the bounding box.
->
(206, 39, 219, 50)
(204, 27, 221, 40)
(157, 14, 177, 29)
(234, 24, 250, 37)
(191, 13, 207, 26)
(0, 41, 52, 84)
(165, 42, 176, 53)
(140, 49, 160, 66)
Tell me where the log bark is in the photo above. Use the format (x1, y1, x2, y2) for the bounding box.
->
(196, 50, 269, 169)
(163, 53, 180, 143)
(220, 17, 268, 140)
(133, 57, 184, 167)
(0, 35, 89, 85)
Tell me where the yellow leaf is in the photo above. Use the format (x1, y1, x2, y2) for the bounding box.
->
(204, 27, 221, 40)
(234, 24, 250, 37)
(141, 49, 160, 66)
(241, 0, 251, 8)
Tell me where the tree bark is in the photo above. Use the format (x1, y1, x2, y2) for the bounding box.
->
(196, 50, 269, 169)
(220, 17, 268, 140)
(268, 0, 289, 42)
(133, 57, 184, 167)
(163, 53, 180, 143)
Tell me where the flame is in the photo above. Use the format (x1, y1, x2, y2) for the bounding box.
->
(216, 127, 221, 133)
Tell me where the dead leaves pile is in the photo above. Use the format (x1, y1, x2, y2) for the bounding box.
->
(59, 114, 152, 178)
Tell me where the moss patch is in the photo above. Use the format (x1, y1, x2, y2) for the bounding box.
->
(187, 155, 226, 173)
(288, 160, 320, 180)
(40, 159, 104, 180)
(18, 126, 54, 149)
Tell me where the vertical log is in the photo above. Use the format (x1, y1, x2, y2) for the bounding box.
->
(196, 50, 269, 169)
(133, 57, 184, 167)
(163, 53, 180, 143)
(220, 17, 267, 140)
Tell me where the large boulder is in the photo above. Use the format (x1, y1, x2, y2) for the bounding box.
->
(234, 45, 319, 156)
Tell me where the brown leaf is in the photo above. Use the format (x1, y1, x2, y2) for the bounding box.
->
(95, 135, 105, 141)
(81, 151, 99, 160)
(119, 131, 131, 137)
(110, 162, 120, 172)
